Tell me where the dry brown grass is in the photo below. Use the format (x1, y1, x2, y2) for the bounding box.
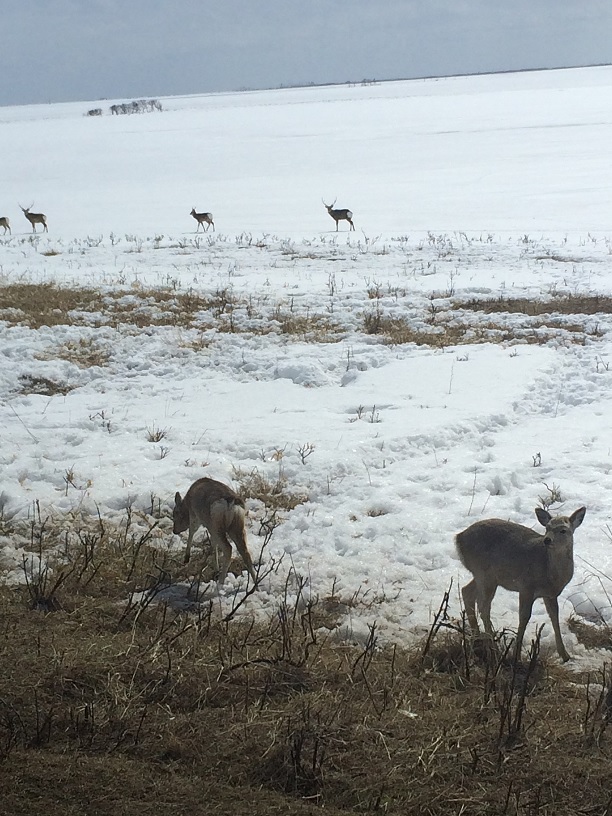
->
(458, 294, 612, 316)
(232, 466, 309, 512)
(0, 283, 237, 330)
(273, 310, 343, 342)
(569, 616, 612, 651)
(0, 513, 611, 815)
(0, 282, 105, 328)
(364, 311, 469, 347)
(36, 337, 110, 368)
(364, 293, 606, 348)
(2, 284, 609, 354)
(0, 283, 342, 345)
(18, 374, 74, 396)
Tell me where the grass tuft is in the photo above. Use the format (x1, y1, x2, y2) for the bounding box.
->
(18, 374, 74, 396)
(232, 466, 308, 511)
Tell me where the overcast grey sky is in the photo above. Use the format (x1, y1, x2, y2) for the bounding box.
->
(2, 1, 611, 107)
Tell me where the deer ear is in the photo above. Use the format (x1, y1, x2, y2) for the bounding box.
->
(174, 492, 182, 505)
(570, 506, 586, 530)
(535, 507, 551, 527)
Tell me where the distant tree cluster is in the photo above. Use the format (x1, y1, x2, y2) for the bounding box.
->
(85, 100, 163, 117)
(110, 99, 163, 115)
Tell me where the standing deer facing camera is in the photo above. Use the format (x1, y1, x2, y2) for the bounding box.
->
(19, 203, 48, 233)
(0, 217, 10, 235)
(173, 477, 257, 585)
(456, 506, 586, 661)
(190, 208, 215, 232)
(323, 199, 355, 231)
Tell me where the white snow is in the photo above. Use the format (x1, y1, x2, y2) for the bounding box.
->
(1, 66, 612, 661)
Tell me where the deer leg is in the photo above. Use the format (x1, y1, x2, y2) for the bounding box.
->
(515, 592, 535, 661)
(210, 533, 232, 585)
(184, 521, 197, 564)
(461, 580, 480, 632)
(543, 596, 570, 661)
(229, 524, 257, 584)
(475, 581, 497, 637)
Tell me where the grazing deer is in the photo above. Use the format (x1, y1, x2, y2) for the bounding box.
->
(323, 199, 355, 231)
(190, 208, 215, 232)
(456, 506, 586, 661)
(173, 477, 257, 584)
(0, 217, 10, 235)
(19, 203, 48, 233)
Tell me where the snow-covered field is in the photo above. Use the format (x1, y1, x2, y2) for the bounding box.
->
(1, 66, 612, 661)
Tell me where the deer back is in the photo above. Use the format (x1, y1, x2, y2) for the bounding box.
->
(174, 477, 244, 534)
(20, 206, 46, 223)
(190, 208, 213, 222)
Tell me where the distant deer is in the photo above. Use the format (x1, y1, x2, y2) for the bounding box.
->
(456, 506, 586, 661)
(190, 208, 215, 232)
(323, 199, 355, 231)
(173, 477, 257, 584)
(19, 203, 48, 233)
(0, 217, 10, 235)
